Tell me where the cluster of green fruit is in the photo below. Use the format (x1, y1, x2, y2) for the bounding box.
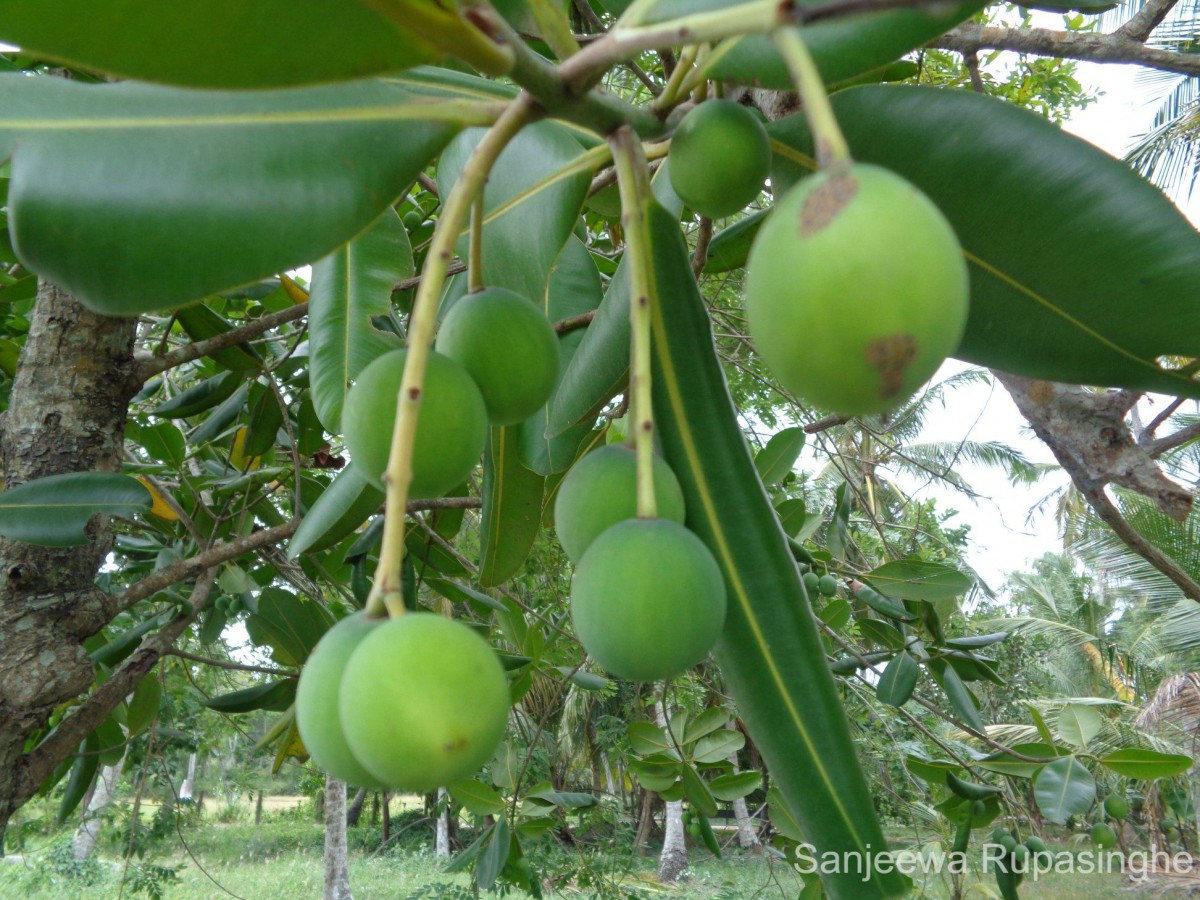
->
(801, 569, 840, 599)
(212, 594, 246, 616)
(666, 98, 971, 419)
(343, 286, 559, 495)
(554, 444, 727, 682)
(295, 611, 511, 791)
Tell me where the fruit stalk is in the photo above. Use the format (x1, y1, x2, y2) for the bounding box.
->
(770, 26, 851, 168)
(366, 95, 540, 618)
(610, 125, 658, 520)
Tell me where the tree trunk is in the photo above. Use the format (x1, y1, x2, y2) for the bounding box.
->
(634, 787, 656, 850)
(436, 786, 450, 859)
(180, 752, 198, 801)
(254, 790, 263, 825)
(381, 791, 391, 847)
(0, 281, 138, 848)
(346, 787, 367, 828)
(728, 753, 761, 851)
(323, 776, 352, 900)
(654, 702, 687, 882)
(72, 757, 123, 861)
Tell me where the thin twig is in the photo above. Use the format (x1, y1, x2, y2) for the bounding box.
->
(165, 648, 296, 677)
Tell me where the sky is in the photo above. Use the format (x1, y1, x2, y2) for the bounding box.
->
(867, 57, 1198, 595)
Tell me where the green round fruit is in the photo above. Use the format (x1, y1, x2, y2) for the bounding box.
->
(295, 614, 386, 789)
(342, 349, 487, 498)
(553, 445, 686, 564)
(801, 571, 821, 596)
(1023, 836, 1046, 854)
(1104, 795, 1130, 820)
(818, 574, 839, 597)
(402, 211, 424, 230)
(745, 163, 969, 417)
(570, 518, 727, 682)
(1090, 823, 1117, 849)
(435, 288, 560, 425)
(687, 823, 702, 838)
(991, 828, 1011, 844)
(999, 835, 1018, 853)
(668, 100, 770, 219)
(339, 613, 510, 792)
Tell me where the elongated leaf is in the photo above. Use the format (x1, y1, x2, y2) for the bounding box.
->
(648, 201, 903, 898)
(0, 473, 151, 546)
(1098, 748, 1193, 779)
(769, 86, 1200, 397)
(288, 468, 384, 559)
(903, 755, 958, 786)
(0, 74, 476, 315)
(930, 659, 985, 732)
(476, 819, 510, 891)
(628, 755, 682, 791)
(547, 167, 684, 436)
(308, 208, 408, 433)
(127, 420, 186, 468)
(628, 722, 673, 757)
(245, 588, 333, 667)
(525, 786, 597, 808)
(709, 770, 762, 801)
(58, 736, 99, 825)
(754, 426, 805, 485)
(438, 121, 591, 303)
(705, 2, 984, 90)
(692, 730, 745, 764)
(876, 651, 919, 707)
(1034, 755, 1096, 824)
(766, 784, 806, 842)
(866, 559, 973, 603)
(683, 707, 732, 744)
(151, 372, 242, 419)
(174, 304, 262, 372)
(0, 2, 442, 88)
(478, 426, 545, 586)
(518, 237, 603, 475)
(451, 779, 506, 816)
(203, 679, 296, 713)
(126, 674, 162, 737)
(703, 208, 768, 274)
(976, 743, 1065, 779)
(682, 764, 719, 817)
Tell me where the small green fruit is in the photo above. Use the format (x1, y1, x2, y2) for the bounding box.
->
(342, 349, 487, 497)
(339, 613, 510, 792)
(990, 828, 1011, 844)
(801, 571, 821, 596)
(1023, 836, 1046, 854)
(1104, 795, 1130, 820)
(687, 823, 702, 838)
(1091, 823, 1117, 848)
(668, 100, 770, 219)
(554, 445, 686, 563)
(295, 614, 386, 789)
(570, 518, 727, 682)
(435, 288, 560, 425)
(745, 163, 969, 417)
(818, 574, 839, 597)
(998, 834, 1018, 853)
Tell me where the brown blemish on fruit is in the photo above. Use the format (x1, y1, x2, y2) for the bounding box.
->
(864, 334, 919, 398)
(799, 172, 858, 236)
(443, 737, 468, 753)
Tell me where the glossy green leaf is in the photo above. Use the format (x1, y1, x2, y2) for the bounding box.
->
(754, 426, 805, 485)
(58, 736, 99, 825)
(547, 166, 684, 436)
(189, 383, 250, 446)
(1028, 703, 1057, 746)
(703, 208, 768, 274)
(451, 779, 506, 816)
(683, 707, 732, 744)
(1, 74, 476, 315)
(1034, 755, 1096, 824)
(865, 559, 973, 604)
(288, 468, 384, 558)
(151, 372, 242, 419)
(308, 208, 408, 434)
(0, 2, 444, 88)
(127, 421, 186, 468)
(526, 785, 598, 808)
(929, 659, 985, 732)
(174, 304, 262, 372)
(427, 578, 507, 614)
(692, 730, 745, 764)
(876, 651, 919, 707)
(976, 743, 1066, 779)
(242, 383, 285, 459)
(769, 86, 1200, 398)
(476, 819, 510, 892)
(94, 715, 125, 767)
(518, 237, 603, 475)
(648, 201, 902, 898)
(903, 755, 958, 786)
(705, 2, 984, 90)
(438, 121, 591, 303)
(126, 674, 162, 737)
(818, 597, 852, 631)
(709, 770, 762, 801)
(1057, 703, 1104, 750)
(944, 632, 1009, 650)
(766, 784, 806, 843)
(682, 764, 719, 817)
(203, 679, 296, 713)
(245, 588, 333, 667)
(628, 722, 673, 757)
(1097, 748, 1193, 779)
(90, 612, 172, 668)
(0, 473, 151, 547)
(857, 619, 906, 651)
(628, 755, 682, 791)
(479, 426, 545, 586)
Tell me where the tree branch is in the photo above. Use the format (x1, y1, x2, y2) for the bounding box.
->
(1117, 0, 1182, 43)
(1148, 419, 1200, 457)
(165, 648, 295, 677)
(936, 22, 1200, 79)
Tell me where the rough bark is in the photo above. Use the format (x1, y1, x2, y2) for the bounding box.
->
(654, 702, 688, 882)
(346, 787, 367, 828)
(0, 281, 139, 848)
(72, 757, 123, 861)
(323, 776, 352, 900)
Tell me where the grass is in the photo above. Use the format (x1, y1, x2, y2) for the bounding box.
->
(0, 812, 1153, 899)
